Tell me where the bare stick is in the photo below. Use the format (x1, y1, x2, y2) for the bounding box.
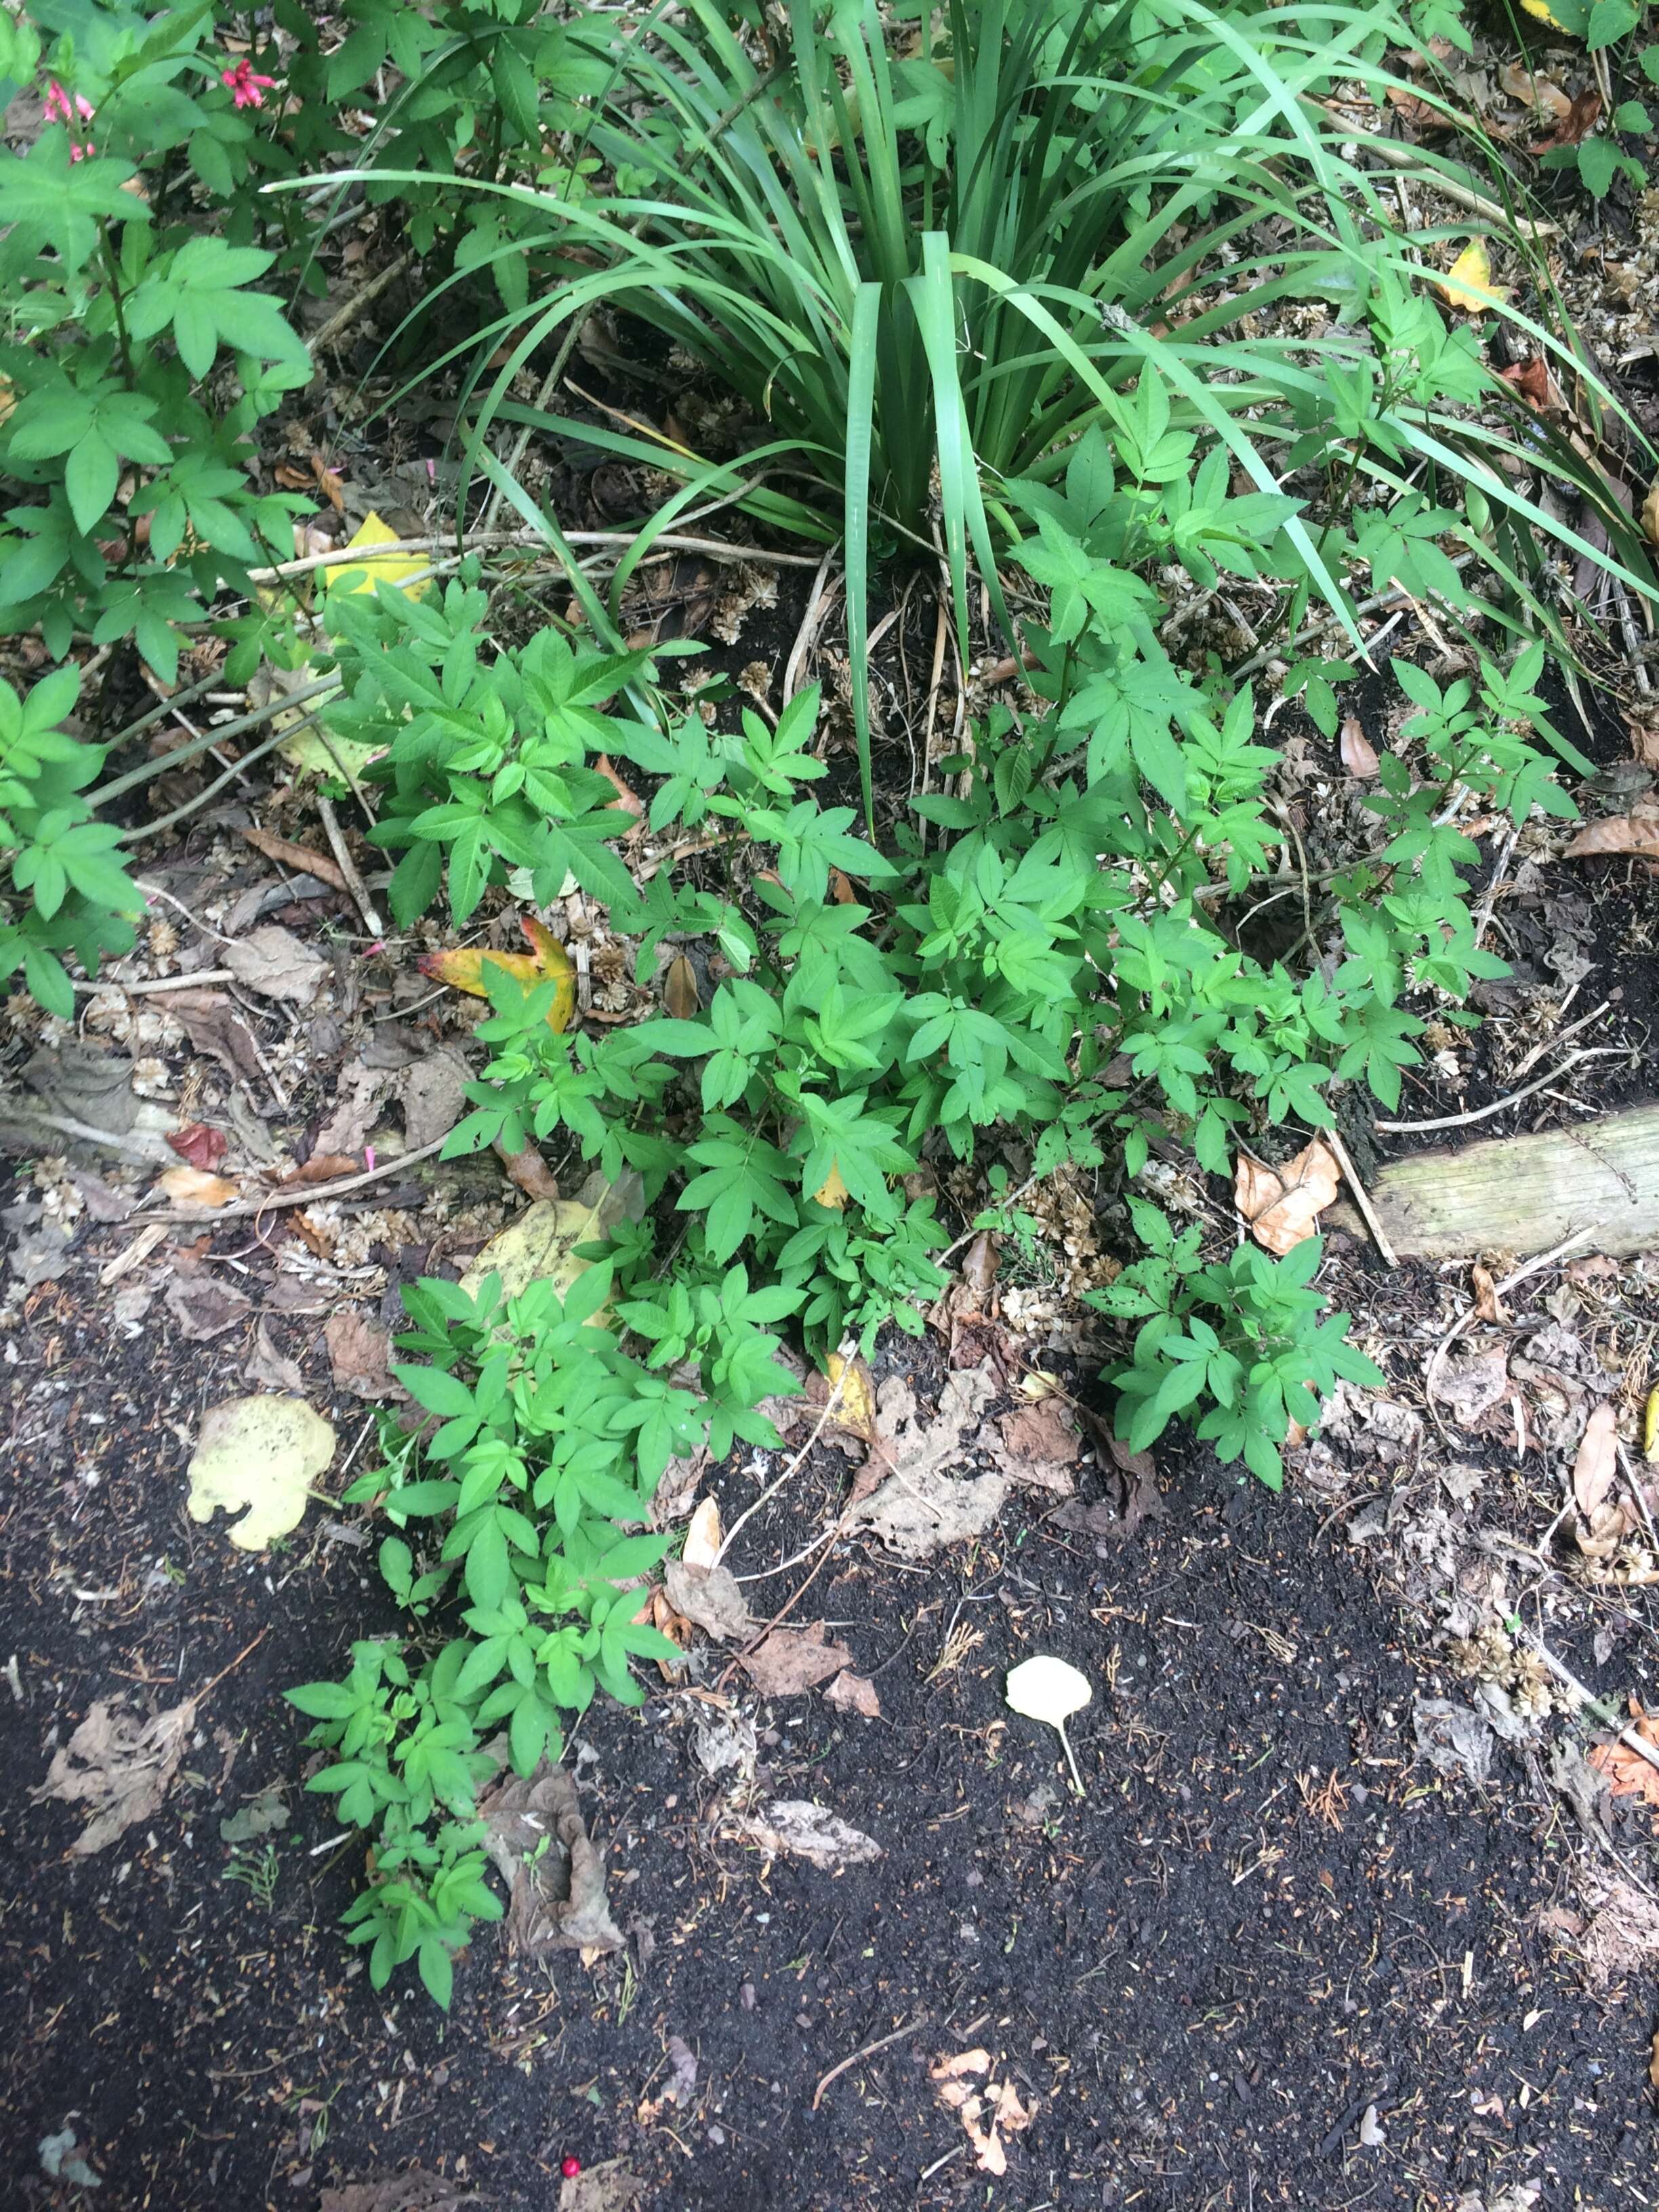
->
(812, 2017, 929, 2111)
(1374, 1050, 1623, 1134)
(309, 250, 414, 353)
(316, 795, 383, 936)
(126, 1133, 453, 1223)
(245, 529, 823, 587)
(75, 969, 234, 996)
(0, 1105, 176, 1164)
(1324, 1126, 1398, 1269)
(716, 1342, 853, 1568)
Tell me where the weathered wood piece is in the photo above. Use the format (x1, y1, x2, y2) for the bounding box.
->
(1353, 1105, 1659, 1260)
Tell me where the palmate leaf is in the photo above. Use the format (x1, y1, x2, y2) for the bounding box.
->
(0, 131, 149, 266)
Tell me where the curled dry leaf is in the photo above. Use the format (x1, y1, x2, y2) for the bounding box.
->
(594, 754, 643, 820)
(1471, 1263, 1507, 1325)
(1498, 356, 1561, 413)
(663, 952, 701, 1019)
(1235, 1136, 1340, 1255)
(661, 1558, 753, 1645)
(928, 2049, 1037, 2177)
(225, 924, 327, 1006)
(1573, 1401, 1620, 1521)
(1338, 716, 1380, 777)
(1535, 85, 1603, 148)
(1565, 812, 1659, 861)
(823, 1349, 878, 1443)
(1499, 60, 1572, 116)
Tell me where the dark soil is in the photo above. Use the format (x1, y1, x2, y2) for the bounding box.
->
(2, 1296, 1654, 2212)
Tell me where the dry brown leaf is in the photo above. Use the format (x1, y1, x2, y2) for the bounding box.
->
(663, 953, 701, 1019)
(1471, 1263, 1507, 1324)
(662, 1558, 752, 1644)
(32, 1697, 197, 1854)
(1498, 356, 1561, 413)
(1649, 2029, 1659, 2091)
(845, 1365, 1004, 1560)
(594, 754, 643, 821)
(324, 1309, 396, 1399)
(1235, 1137, 1340, 1255)
(478, 1762, 624, 1956)
(1535, 85, 1603, 148)
(156, 1165, 237, 1209)
(497, 1141, 560, 1200)
(1588, 1702, 1659, 1809)
(1499, 61, 1572, 116)
(733, 1798, 882, 1868)
(739, 1622, 853, 1696)
(1643, 472, 1659, 552)
(1573, 1401, 1620, 1520)
(996, 1396, 1081, 1497)
(224, 924, 327, 1006)
(823, 1668, 882, 1719)
(1565, 813, 1659, 860)
(1339, 716, 1380, 777)
(928, 2050, 1036, 2177)
(281, 1151, 361, 1187)
(241, 825, 350, 893)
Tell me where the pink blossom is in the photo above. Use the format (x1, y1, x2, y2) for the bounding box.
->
(43, 79, 96, 125)
(220, 56, 277, 110)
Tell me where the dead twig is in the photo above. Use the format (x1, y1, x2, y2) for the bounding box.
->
(1525, 1636, 1659, 1784)
(811, 2015, 930, 2111)
(1324, 1126, 1398, 1268)
(1424, 1225, 1601, 1437)
(308, 249, 415, 353)
(316, 794, 383, 937)
(715, 1340, 854, 1570)
(1374, 1049, 1624, 1134)
(126, 1134, 452, 1223)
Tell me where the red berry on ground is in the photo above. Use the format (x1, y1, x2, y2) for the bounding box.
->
(561, 2155, 582, 2179)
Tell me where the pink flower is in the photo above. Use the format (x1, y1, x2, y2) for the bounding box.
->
(220, 56, 277, 109)
(43, 79, 95, 125)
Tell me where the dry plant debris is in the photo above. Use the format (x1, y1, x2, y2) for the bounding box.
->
(928, 2048, 1038, 2176)
(1234, 1136, 1340, 1254)
(32, 1696, 197, 1854)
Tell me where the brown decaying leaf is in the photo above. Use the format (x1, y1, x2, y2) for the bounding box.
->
(593, 754, 643, 820)
(663, 953, 700, 1019)
(319, 2176, 480, 2212)
(1499, 60, 1571, 117)
(281, 1152, 361, 1187)
(1565, 812, 1659, 861)
(928, 2049, 1038, 2177)
(661, 1558, 752, 1644)
(1588, 1701, 1659, 1810)
(167, 1121, 226, 1172)
(1339, 716, 1379, 777)
(324, 1309, 396, 1400)
(224, 924, 327, 1006)
(31, 1697, 197, 1854)
(478, 1761, 625, 1956)
(241, 825, 350, 893)
(1471, 1262, 1507, 1325)
(1573, 1401, 1620, 1520)
(1235, 1137, 1340, 1255)
(739, 1621, 854, 1695)
(823, 1668, 882, 1718)
(497, 1139, 560, 1200)
(996, 1396, 1082, 1497)
(733, 1799, 881, 1868)
(1498, 356, 1561, 413)
(1535, 85, 1603, 149)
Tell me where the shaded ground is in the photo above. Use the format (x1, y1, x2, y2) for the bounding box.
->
(2, 1290, 1654, 2212)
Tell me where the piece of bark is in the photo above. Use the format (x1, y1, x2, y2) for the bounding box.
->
(1336, 1105, 1659, 1260)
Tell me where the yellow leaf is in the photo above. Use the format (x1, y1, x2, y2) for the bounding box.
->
(1520, 0, 1573, 26)
(825, 1351, 877, 1443)
(323, 510, 435, 600)
(1645, 1385, 1659, 1462)
(187, 1395, 336, 1551)
(418, 915, 575, 1032)
(813, 1160, 851, 1210)
(1436, 241, 1507, 316)
(458, 1167, 645, 1308)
